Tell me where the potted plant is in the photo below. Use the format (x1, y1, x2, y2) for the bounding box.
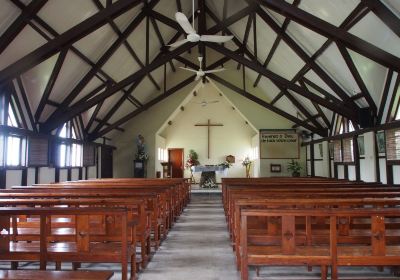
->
(287, 159, 302, 177)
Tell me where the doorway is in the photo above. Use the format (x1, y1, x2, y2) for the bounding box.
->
(168, 148, 184, 178)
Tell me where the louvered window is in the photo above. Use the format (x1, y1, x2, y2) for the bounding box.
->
(333, 140, 342, 162)
(386, 128, 400, 161)
(27, 136, 48, 166)
(83, 144, 95, 166)
(342, 138, 354, 162)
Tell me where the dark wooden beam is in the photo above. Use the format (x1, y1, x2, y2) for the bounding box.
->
(35, 48, 68, 122)
(92, 0, 161, 90)
(208, 73, 327, 136)
(0, 0, 48, 55)
(255, 7, 359, 109)
(47, 5, 154, 121)
(267, 2, 369, 110)
(378, 69, 394, 124)
(336, 43, 377, 115)
(253, 0, 301, 87)
(16, 77, 36, 132)
(362, 0, 400, 38)
(149, 15, 175, 71)
(0, 0, 142, 84)
(90, 81, 140, 136)
(94, 118, 125, 132)
(85, 101, 104, 134)
(207, 43, 357, 121)
(9, 83, 27, 129)
(40, 42, 197, 133)
(90, 75, 197, 139)
(256, 0, 400, 71)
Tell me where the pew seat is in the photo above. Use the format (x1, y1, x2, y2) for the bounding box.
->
(0, 270, 114, 280)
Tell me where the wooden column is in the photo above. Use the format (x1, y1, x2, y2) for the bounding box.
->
(353, 135, 360, 181)
(309, 135, 315, 177)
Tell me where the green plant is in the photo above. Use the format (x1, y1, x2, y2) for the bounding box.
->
(185, 149, 200, 169)
(287, 159, 302, 175)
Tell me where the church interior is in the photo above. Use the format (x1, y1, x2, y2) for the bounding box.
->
(0, 0, 400, 279)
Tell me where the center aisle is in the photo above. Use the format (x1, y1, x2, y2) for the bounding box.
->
(139, 193, 240, 280)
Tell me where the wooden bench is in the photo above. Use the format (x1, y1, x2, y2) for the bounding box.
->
(232, 197, 400, 269)
(0, 196, 150, 270)
(0, 207, 136, 280)
(0, 270, 114, 280)
(240, 207, 400, 280)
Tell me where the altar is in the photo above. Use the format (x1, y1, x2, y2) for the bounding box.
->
(192, 165, 226, 188)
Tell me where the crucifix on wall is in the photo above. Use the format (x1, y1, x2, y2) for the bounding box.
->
(195, 119, 223, 159)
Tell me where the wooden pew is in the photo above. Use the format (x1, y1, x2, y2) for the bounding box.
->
(240, 207, 400, 280)
(0, 270, 114, 280)
(232, 197, 400, 269)
(0, 207, 136, 280)
(8, 187, 168, 249)
(0, 197, 150, 269)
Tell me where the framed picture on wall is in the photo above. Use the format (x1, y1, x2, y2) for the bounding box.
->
(357, 136, 365, 156)
(270, 164, 281, 173)
(376, 131, 385, 154)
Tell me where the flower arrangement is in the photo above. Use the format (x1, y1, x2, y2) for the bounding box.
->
(202, 177, 218, 189)
(242, 156, 252, 167)
(287, 159, 302, 177)
(185, 149, 200, 169)
(242, 156, 252, 178)
(219, 160, 232, 169)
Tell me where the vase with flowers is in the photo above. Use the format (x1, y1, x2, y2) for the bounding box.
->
(185, 149, 200, 183)
(242, 156, 252, 178)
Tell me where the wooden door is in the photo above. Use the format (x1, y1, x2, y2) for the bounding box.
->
(168, 148, 184, 178)
(101, 146, 113, 178)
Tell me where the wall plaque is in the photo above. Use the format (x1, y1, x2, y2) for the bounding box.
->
(260, 129, 299, 159)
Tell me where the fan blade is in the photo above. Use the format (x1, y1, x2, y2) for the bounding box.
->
(203, 68, 226, 74)
(195, 74, 201, 81)
(175, 12, 197, 34)
(179, 66, 198, 73)
(199, 35, 234, 43)
(208, 100, 219, 104)
(168, 39, 188, 48)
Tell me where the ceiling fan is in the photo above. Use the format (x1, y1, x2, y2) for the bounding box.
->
(168, 0, 233, 48)
(195, 99, 219, 107)
(180, 56, 226, 80)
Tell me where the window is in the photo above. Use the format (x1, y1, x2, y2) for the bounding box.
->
(342, 138, 354, 163)
(396, 104, 400, 120)
(56, 122, 82, 167)
(7, 104, 18, 127)
(157, 148, 168, 161)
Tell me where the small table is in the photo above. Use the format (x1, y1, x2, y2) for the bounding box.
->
(192, 165, 225, 188)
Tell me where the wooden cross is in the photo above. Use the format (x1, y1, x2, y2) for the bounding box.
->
(195, 119, 223, 159)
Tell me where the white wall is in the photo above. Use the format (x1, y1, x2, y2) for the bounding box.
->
(314, 141, 330, 177)
(113, 55, 302, 178)
(160, 83, 256, 182)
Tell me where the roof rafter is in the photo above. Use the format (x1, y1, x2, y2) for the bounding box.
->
(0, 0, 48, 55)
(206, 43, 357, 121)
(47, 0, 159, 122)
(90, 74, 197, 139)
(35, 47, 68, 123)
(40, 42, 197, 133)
(92, 0, 161, 90)
(208, 73, 326, 136)
(0, 0, 143, 85)
(362, 0, 400, 38)
(255, 6, 360, 111)
(255, 0, 400, 71)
